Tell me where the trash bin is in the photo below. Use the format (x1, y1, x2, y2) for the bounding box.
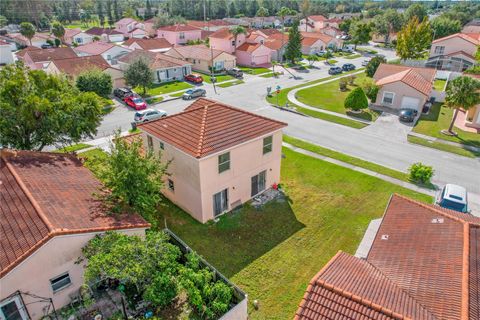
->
(131, 122, 137, 131)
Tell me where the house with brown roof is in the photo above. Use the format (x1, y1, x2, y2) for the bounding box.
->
(300, 32, 342, 54)
(373, 63, 436, 112)
(118, 49, 191, 83)
(85, 27, 124, 43)
(137, 98, 287, 223)
(0, 150, 149, 320)
(63, 28, 93, 46)
(157, 24, 202, 45)
(18, 47, 77, 70)
(165, 45, 236, 73)
(114, 17, 146, 39)
(123, 37, 172, 53)
(7, 32, 54, 48)
(296, 194, 480, 320)
(187, 19, 234, 31)
(462, 19, 480, 34)
(299, 15, 328, 32)
(427, 33, 480, 71)
(74, 42, 131, 65)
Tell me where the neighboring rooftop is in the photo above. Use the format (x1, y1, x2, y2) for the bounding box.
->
(157, 24, 200, 32)
(138, 98, 287, 158)
(0, 150, 149, 278)
(301, 31, 334, 43)
(374, 63, 436, 96)
(74, 41, 116, 55)
(187, 19, 233, 29)
(85, 27, 123, 36)
(236, 42, 261, 53)
(123, 37, 172, 50)
(166, 44, 230, 60)
(51, 55, 113, 77)
(118, 49, 190, 69)
(296, 194, 480, 320)
(23, 47, 77, 62)
(432, 32, 480, 45)
(308, 15, 328, 22)
(208, 27, 234, 40)
(115, 17, 137, 25)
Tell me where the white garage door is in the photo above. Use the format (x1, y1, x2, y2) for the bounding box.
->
(253, 54, 269, 65)
(401, 96, 421, 110)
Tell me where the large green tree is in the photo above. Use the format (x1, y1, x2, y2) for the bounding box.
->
(349, 21, 372, 49)
(51, 21, 65, 43)
(404, 3, 428, 22)
(396, 17, 432, 60)
(285, 19, 302, 64)
(300, 0, 311, 32)
(230, 26, 247, 54)
(256, 6, 269, 26)
(366, 56, 387, 77)
(344, 87, 368, 111)
(76, 69, 113, 97)
(444, 76, 480, 134)
(431, 16, 461, 39)
(20, 22, 36, 46)
(0, 63, 102, 151)
(372, 9, 404, 44)
(124, 58, 153, 95)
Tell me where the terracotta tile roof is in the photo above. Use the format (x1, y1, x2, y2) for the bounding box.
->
(464, 33, 480, 41)
(85, 27, 123, 36)
(236, 42, 262, 53)
(75, 42, 116, 55)
(258, 29, 282, 37)
(25, 47, 77, 62)
(187, 20, 233, 29)
(308, 15, 328, 22)
(0, 150, 150, 278)
(158, 24, 200, 32)
(51, 55, 112, 77)
(116, 18, 137, 25)
(123, 38, 172, 50)
(301, 32, 334, 44)
(376, 68, 433, 96)
(15, 46, 41, 58)
(138, 98, 287, 158)
(209, 27, 234, 40)
(263, 39, 285, 51)
(373, 64, 436, 83)
(118, 49, 190, 69)
(64, 28, 82, 38)
(297, 194, 480, 320)
(301, 37, 321, 46)
(166, 45, 231, 60)
(432, 32, 480, 45)
(200, 30, 215, 40)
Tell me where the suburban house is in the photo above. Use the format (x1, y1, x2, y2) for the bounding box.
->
(74, 42, 131, 65)
(209, 27, 247, 54)
(299, 15, 328, 32)
(372, 31, 398, 44)
(462, 19, 480, 33)
(296, 194, 480, 320)
(143, 18, 157, 37)
(165, 45, 236, 73)
(63, 28, 93, 45)
(114, 17, 146, 39)
(19, 47, 77, 70)
(373, 63, 436, 112)
(235, 42, 271, 66)
(123, 38, 172, 52)
(301, 32, 341, 54)
(85, 27, 125, 43)
(7, 32, 54, 48)
(427, 33, 479, 71)
(0, 40, 14, 64)
(137, 98, 287, 223)
(187, 19, 234, 31)
(46, 55, 125, 87)
(118, 49, 192, 83)
(157, 24, 202, 45)
(0, 150, 150, 320)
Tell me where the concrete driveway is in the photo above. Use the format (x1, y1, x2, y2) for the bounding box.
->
(361, 112, 415, 143)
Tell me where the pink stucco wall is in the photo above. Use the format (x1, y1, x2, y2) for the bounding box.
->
(157, 29, 202, 45)
(430, 36, 477, 62)
(209, 33, 246, 54)
(375, 81, 428, 111)
(235, 44, 272, 66)
(142, 130, 283, 223)
(0, 228, 146, 320)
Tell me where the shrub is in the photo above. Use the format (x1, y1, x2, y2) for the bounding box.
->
(76, 69, 113, 97)
(344, 87, 368, 111)
(408, 162, 434, 184)
(54, 38, 61, 47)
(366, 56, 387, 77)
(347, 75, 356, 85)
(339, 78, 348, 91)
(362, 79, 380, 101)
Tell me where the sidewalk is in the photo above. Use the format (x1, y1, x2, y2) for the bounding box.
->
(408, 131, 480, 153)
(286, 70, 372, 125)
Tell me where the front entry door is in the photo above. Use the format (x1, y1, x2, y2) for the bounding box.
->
(251, 170, 266, 197)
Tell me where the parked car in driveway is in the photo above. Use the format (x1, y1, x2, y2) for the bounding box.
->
(437, 184, 470, 213)
(134, 109, 167, 123)
(227, 68, 244, 78)
(185, 74, 203, 84)
(361, 59, 371, 66)
(123, 95, 147, 110)
(328, 66, 343, 75)
(342, 63, 356, 71)
(398, 108, 418, 122)
(315, 50, 327, 57)
(182, 88, 206, 100)
(114, 87, 134, 100)
(41, 44, 53, 49)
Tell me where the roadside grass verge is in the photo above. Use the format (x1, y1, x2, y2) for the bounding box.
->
(55, 143, 91, 153)
(145, 96, 164, 104)
(344, 54, 362, 59)
(239, 66, 271, 75)
(196, 72, 235, 84)
(218, 80, 245, 88)
(135, 81, 193, 97)
(408, 135, 480, 158)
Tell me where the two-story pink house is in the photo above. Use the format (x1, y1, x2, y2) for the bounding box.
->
(427, 33, 479, 71)
(299, 15, 328, 32)
(114, 18, 146, 39)
(157, 24, 202, 45)
(138, 98, 287, 223)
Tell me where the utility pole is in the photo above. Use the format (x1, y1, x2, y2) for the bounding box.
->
(209, 18, 217, 94)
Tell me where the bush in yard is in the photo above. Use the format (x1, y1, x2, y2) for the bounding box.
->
(347, 75, 356, 85)
(124, 57, 154, 96)
(366, 56, 387, 77)
(408, 162, 434, 184)
(362, 78, 380, 101)
(339, 78, 348, 91)
(144, 273, 179, 308)
(76, 69, 113, 97)
(344, 87, 368, 111)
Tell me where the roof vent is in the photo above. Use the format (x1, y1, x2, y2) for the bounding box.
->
(431, 218, 444, 224)
(381, 234, 389, 240)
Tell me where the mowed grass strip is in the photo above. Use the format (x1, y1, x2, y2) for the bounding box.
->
(408, 135, 480, 158)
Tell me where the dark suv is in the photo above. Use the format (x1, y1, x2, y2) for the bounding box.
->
(342, 63, 356, 71)
(227, 68, 244, 78)
(114, 87, 134, 99)
(328, 67, 343, 75)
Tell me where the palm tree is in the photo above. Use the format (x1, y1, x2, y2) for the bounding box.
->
(256, 7, 269, 28)
(20, 22, 36, 46)
(300, 0, 311, 32)
(51, 21, 65, 44)
(230, 26, 247, 54)
(277, 7, 296, 63)
(444, 76, 480, 135)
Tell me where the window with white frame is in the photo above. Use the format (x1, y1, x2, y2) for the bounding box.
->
(434, 46, 445, 55)
(147, 136, 153, 151)
(382, 92, 394, 105)
(179, 32, 185, 39)
(218, 152, 230, 173)
(263, 136, 273, 154)
(50, 273, 72, 292)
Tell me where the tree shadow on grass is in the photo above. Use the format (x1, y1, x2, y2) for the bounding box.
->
(155, 195, 305, 278)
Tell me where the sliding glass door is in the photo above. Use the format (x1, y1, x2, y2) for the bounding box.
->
(213, 189, 228, 217)
(251, 170, 266, 197)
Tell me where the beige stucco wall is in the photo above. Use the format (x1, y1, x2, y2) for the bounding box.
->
(0, 228, 146, 320)
(430, 36, 477, 62)
(141, 130, 283, 223)
(375, 81, 428, 110)
(466, 105, 480, 128)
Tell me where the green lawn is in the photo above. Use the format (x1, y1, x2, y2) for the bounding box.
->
(145, 96, 164, 104)
(413, 103, 480, 148)
(295, 72, 380, 122)
(344, 54, 362, 60)
(135, 81, 193, 97)
(260, 72, 281, 78)
(196, 73, 235, 84)
(170, 91, 186, 97)
(155, 147, 432, 319)
(239, 66, 271, 75)
(55, 143, 91, 153)
(217, 80, 244, 88)
(408, 135, 480, 158)
(433, 79, 447, 91)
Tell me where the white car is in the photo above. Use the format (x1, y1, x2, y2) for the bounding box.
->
(436, 184, 469, 213)
(361, 59, 371, 66)
(134, 109, 167, 123)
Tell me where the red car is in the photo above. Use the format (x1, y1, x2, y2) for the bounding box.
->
(184, 74, 203, 84)
(123, 95, 147, 110)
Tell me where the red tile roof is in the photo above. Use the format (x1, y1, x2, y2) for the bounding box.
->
(158, 24, 200, 32)
(263, 39, 285, 51)
(301, 32, 335, 44)
(51, 55, 112, 77)
(15, 46, 41, 58)
(296, 194, 480, 320)
(85, 27, 123, 36)
(375, 64, 434, 96)
(432, 32, 480, 45)
(25, 47, 77, 62)
(209, 27, 234, 40)
(166, 45, 232, 60)
(308, 15, 328, 22)
(75, 42, 116, 55)
(258, 29, 283, 37)
(118, 49, 190, 69)
(187, 19, 233, 29)
(138, 98, 287, 158)
(236, 42, 262, 53)
(123, 38, 172, 50)
(0, 150, 150, 278)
